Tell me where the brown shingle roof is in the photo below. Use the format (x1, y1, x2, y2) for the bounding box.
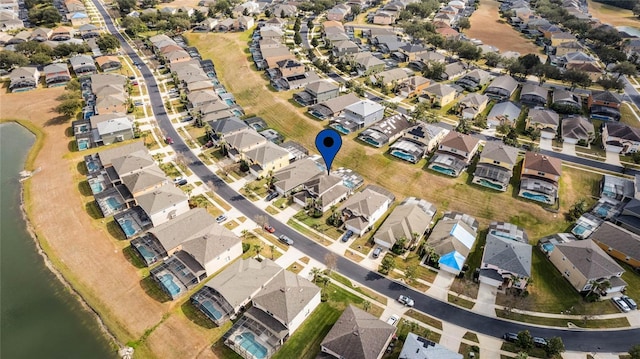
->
(523, 152, 562, 176)
(440, 131, 479, 153)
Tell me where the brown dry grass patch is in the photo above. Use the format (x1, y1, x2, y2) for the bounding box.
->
(587, 0, 640, 28)
(466, 0, 541, 55)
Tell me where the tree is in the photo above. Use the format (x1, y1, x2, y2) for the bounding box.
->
(545, 337, 565, 357)
(518, 54, 541, 74)
(456, 118, 471, 134)
(457, 17, 471, 30)
(310, 267, 323, 283)
(253, 243, 263, 259)
(311, 37, 319, 48)
(0, 50, 28, 70)
(629, 344, 640, 359)
(324, 252, 337, 275)
(294, 32, 302, 45)
(192, 9, 205, 23)
(516, 330, 534, 351)
(422, 61, 446, 80)
(96, 34, 120, 53)
(121, 17, 147, 36)
(55, 99, 82, 118)
(404, 265, 417, 284)
(515, 352, 529, 359)
(594, 46, 627, 67)
(562, 69, 592, 89)
(116, 0, 136, 13)
(28, 6, 61, 27)
(596, 76, 624, 91)
(362, 300, 371, 312)
(483, 52, 503, 68)
(612, 61, 637, 78)
(380, 256, 396, 274)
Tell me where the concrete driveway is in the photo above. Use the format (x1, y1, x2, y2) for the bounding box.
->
(561, 142, 576, 156)
(539, 137, 553, 151)
(473, 282, 498, 317)
(426, 271, 455, 300)
(605, 151, 622, 166)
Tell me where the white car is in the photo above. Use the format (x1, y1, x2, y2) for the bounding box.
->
(386, 314, 400, 326)
(613, 297, 631, 312)
(398, 295, 414, 307)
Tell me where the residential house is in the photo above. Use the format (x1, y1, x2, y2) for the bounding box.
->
(591, 222, 640, 269)
(455, 69, 491, 92)
(261, 46, 296, 69)
(373, 11, 395, 25)
(9, 67, 39, 92)
(519, 152, 562, 205)
(69, 11, 90, 27)
(90, 113, 135, 145)
(472, 142, 519, 191)
(223, 271, 320, 359)
(293, 80, 340, 106)
(194, 18, 218, 32)
(601, 174, 635, 203)
(191, 258, 282, 325)
(309, 93, 361, 120)
(457, 93, 489, 120)
(244, 141, 292, 178)
(372, 34, 406, 53)
(420, 83, 457, 107)
(479, 222, 532, 290)
(572, 212, 604, 239)
(526, 108, 559, 139)
(561, 116, 594, 145)
(429, 131, 480, 177)
(70, 54, 97, 77)
(326, 3, 351, 21)
(120, 166, 168, 198)
(340, 185, 395, 237)
(146, 211, 243, 299)
(602, 122, 640, 154)
(485, 75, 519, 100)
(550, 31, 577, 47)
(398, 333, 463, 359)
(439, 62, 467, 81)
(409, 51, 446, 72)
(136, 184, 190, 227)
(319, 305, 396, 359)
(207, 116, 248, 139)
(389, 123, 449, 163)
(546, 239, 626, 294)
(398, 43, 427, 63)
(520, 83, 548, 107)
(29, 27, 52, 41)
(397, 76, 430, 98)
(426, 212, 478, 275)
(617, 199, 640, 235)
(487, 101, 521, 128)
(43, 63, 71, 87)
(236, 15, 254, 31)
(95, 56, 121, 72)
(187, 90, 218, 108)
(552, 89, 582, 111)
(565, 62, 603, 81)
(330, 99, 385, 134)
(273, 4, 297, 18)
(346, 52, 386, 75)
(357, 114, 412, 148)
(292, 173, 350, 213)
(588, 91, 622, 122)
(373, 197, 436, 250)
(91, 73, 128, 114)
(436, 26, 460, 39)
(78, 24, 100, 39)
(272, 158, 324, 195)
(224, 129, 268, 162)
(555, 40, 584, 56)
(50, 26, 74, 41)
(7, 30, 30, 44)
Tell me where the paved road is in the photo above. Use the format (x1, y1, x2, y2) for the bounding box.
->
(92, 1, 640, 352)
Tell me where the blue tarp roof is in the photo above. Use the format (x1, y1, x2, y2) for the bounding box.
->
(439, 251, 465, 271)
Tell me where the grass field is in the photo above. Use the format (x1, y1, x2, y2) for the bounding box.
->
(496, 309, 630, 328)
(466, 0, 541, 55)
(587, 0, 640, 28)
(184, 31, 602, 244)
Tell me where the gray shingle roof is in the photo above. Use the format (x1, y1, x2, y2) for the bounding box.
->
(482, 235, 532, 277)
(149, 208, 220, 251)
(135, 183, 187, 216)
(375, 197, 436, 247)
(110, 150, 155, 175)
(554, 239, 624, 280)
(480, 141, 519, 166)
(253, 270, 320, 325)
(590, 222, 640, 263)
(320, 305, 396, 359)
(120, 165, 167, 194)
(96, 141, 146, 167)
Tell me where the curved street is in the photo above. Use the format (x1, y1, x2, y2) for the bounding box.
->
(92, 0, 640, 353)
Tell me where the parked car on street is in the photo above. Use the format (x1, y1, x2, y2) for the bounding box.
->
(278, 235, 293, 245)
(264, 224, 275, 233)
(266, 192, 279, 201)
(503, 333, 518, 343)
(398, 295, 414, 307)
(165, 136, 174, 144)
(533, 337, 547, 347)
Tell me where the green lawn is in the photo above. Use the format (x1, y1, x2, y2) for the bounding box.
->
(328, 272, 388, 305)
(404, 309, 443, 331)
(495, 309, 630, 328)
(271, 304, 341, 359)
(293, 210, 343, 240)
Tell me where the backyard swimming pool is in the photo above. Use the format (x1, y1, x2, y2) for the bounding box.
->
(86, 161, 99, 172)
(119, 219, 137, 237)
(431, 165, 456, 176)
(390, 150, 416, 163)
(160, 274, 181, 297)
(332, 124, 351, 135)
(521, 191, 550, 203)
(477, 179, 504, 191)
(78, 139, 90, 151)
(105, 197, 123, 211)
(202, 301, 223, 320)
(542, 243, 554, 252)
(235, 332, 267, 359)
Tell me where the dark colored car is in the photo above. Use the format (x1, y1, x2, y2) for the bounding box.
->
(503, 333, 518, 343)
(165, 136, 174, 144)
(533, 337, 547, 347)
(175, 179, 188, 186)
(341, 230, 353, 242)
(265, 191, 279, 201)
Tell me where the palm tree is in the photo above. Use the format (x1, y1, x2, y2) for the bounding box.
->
(269, 244, 275, 260)
(310, 267, 323, 283)
(253, 243, 263, 260)
(362, 300, 371, 312)
(586, 279, 611, 299)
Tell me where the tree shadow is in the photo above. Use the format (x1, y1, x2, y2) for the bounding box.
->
(65, 126, 74, 137)
(44, 115, 69, 127)
(107, 220, 126, 240)
(76, 161, 88, 175)
(85, 201, 102, 219)
(180, 300, 216, 329)
(122, 246, 146, 269)
(78, 180, 93, 196)
(140, 276, 170, 303)
(68, 140, 78, 152)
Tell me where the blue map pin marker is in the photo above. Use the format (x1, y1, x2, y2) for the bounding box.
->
(315, 129, 342, 175)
